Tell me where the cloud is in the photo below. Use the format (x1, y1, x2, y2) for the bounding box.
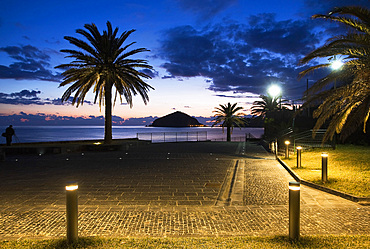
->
(158, 16, 322, 100)
(245, 13, 319, 55)
(0, 90, 42, 105)
(0, 90, 93, 106)
(214, 94, 259, 99)
(140, 68, 159, 78)
(0, 113, 108, 126)
(175, 0, 238, 20)
(299, 1, 370, 37)
(0, 112, 159, 126)
(0, 45, 62, 82)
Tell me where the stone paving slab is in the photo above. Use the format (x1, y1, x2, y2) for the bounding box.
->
(0, 141, 369, 239)
(0, 206, 368, 239)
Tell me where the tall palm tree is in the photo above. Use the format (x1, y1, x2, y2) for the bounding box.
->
(251, 95, 290, 117)
(212, 103, 245, 141)
(299, 6, 370, 142)
(55, 21, 154, 144)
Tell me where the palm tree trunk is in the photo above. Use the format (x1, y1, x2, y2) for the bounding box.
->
(104, 84, 113, 144)
(227, 125, 231, 142)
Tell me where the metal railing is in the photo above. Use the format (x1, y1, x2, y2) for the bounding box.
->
(137, 131, 208, 143)
(137, 132, 259, 143)
(292, 129, 333, 149)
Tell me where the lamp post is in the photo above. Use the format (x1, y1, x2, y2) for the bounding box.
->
(330, 56, 343, 89)
(285, 140, 290, 159)
(268, 84, 282, 109)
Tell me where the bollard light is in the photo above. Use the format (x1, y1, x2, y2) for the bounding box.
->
(321, 152, 328, 183)
(66, 182, 78, 243)
(275, 140, 278, 157)
(289, 181, 300, 241)
(296, 146, 302, 168)
(285, 140, 290, 159)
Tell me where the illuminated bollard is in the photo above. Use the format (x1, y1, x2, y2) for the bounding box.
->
(275, 140, 278, 157)
(289, 181, 300, 241)
(321, 152, 328, 183)
(66, 182, 78, 243)
(296, 146, 302, 168)
(285, 140, 290, 159)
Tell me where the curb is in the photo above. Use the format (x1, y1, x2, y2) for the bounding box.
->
(276, 157, 370, 206)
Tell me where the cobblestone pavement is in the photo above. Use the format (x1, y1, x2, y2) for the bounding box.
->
(0, 141, 368, 239)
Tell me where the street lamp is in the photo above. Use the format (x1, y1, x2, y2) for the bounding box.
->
(268, 84, 281, 99)
(331, 60, 343, 70)
(268, 84, 282, 109)
(330, 56, 343, 89)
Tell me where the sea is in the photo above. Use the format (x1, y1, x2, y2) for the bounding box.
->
(3, 126, 264, 144)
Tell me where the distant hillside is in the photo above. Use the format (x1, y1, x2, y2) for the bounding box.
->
(151, 111, 203, 127)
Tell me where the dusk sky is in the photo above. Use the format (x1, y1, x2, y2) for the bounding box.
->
(1, 0, 370, 126)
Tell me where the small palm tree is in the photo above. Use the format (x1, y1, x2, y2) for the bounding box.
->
(212, 103, 245, 141)
(55, 21, 154, 144)
(251, 95, 290, 117)
(299, 6, 370, 142)
(251, 95, 291, 140)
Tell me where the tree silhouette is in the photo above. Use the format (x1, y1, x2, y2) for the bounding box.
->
(251, 95, 291, 140)
(212, 103, 245, 141)
(56, 21, 154, 144)
(251, 95, 290, 117)
(300, 6, 370, 142)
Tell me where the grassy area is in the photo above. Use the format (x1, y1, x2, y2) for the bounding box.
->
(0, 235, 369, 249)
(281, 144, 370, 197)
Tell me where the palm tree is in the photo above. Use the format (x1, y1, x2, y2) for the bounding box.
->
(55, 21, 154, 144)
(299, 6, 370, 142)
(251, 95, 290, 117)
(212, 103, 245, 141)
(251, 95, 291, 140)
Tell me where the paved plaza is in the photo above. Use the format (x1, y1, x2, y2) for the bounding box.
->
(0, 141, 369, 239)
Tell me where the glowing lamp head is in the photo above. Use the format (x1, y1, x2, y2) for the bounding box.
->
(331, 60, 343, 70)
(268, 84, 282, 98)
(285, 140, 290, 145)
(66, 183, 78, 191)
(321, 152, 328, 157)
(289, 181, 300, 191)
(296, 146, 302, 150)
(93, 142, 102, 145)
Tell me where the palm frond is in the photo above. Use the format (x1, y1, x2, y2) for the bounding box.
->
(300, 6, 370, 142)
(55, 21, 154, 144)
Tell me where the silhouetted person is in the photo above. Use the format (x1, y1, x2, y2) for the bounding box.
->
(4, 125, 15, 146)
